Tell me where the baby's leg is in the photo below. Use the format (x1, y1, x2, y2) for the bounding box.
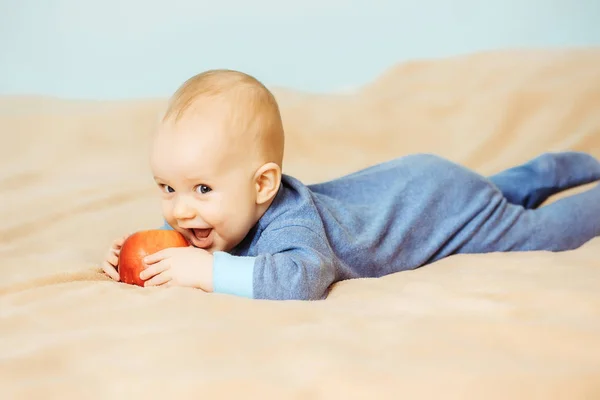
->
(383, 154, 599, 268)
(457, 183, 600, 254)
(488, 152, 600, 209)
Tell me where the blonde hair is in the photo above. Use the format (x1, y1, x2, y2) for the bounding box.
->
(162, 69, 284, 167)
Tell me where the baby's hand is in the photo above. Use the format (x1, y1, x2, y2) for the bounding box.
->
(101, 234, 129, 281)
(140, 246, 214, 291)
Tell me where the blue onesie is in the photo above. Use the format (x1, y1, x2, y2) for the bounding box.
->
(163, 152, 600, 301)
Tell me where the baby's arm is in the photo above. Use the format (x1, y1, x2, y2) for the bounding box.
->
(213, 225, 337, 301)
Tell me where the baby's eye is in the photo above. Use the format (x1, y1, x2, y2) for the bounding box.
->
(160, 184, 175, 193)
(195, 185, 212, 194)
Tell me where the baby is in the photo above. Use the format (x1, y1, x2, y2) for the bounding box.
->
(102, 69, 600, 300)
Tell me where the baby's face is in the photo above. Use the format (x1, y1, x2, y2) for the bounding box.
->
(150, 114, 261, 253)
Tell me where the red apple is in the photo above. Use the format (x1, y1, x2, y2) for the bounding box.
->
(118, 229, 189, 286)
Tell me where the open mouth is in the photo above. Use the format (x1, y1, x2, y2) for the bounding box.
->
(192, 228, 212, 240)
(188, 228, 214, 248)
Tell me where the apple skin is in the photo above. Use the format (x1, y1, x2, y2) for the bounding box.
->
(118, 229, 189, 286)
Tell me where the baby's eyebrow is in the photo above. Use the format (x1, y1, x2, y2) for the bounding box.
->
(183, 174, 213, 182)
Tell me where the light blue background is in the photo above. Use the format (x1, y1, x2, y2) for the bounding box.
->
(1, 0, 599, 99)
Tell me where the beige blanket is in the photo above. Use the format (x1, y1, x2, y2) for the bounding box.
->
(1, 48, 600, 399)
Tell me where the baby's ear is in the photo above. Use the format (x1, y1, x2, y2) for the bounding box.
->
(254, 162, 281, 205)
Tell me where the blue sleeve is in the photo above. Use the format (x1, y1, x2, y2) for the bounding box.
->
(212, 225, 337, 301)
(212, 252, 255, 298)
(159, 220, 173, 230)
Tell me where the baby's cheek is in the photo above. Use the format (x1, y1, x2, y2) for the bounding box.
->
(161, 201, 175, 221)
(206, 207, 228, 227)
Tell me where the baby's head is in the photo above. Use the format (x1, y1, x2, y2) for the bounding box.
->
(150, 69, 285, 253)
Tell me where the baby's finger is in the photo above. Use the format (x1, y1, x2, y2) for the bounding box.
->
(113, 235, 128, 249)
(144, 271, 171, 287)
(143, 248, 170, 265)
(139, 261, 169, 281)
(102, 261, 120, 281)
(106, 250, 119, 267)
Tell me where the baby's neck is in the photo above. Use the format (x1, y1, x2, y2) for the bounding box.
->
(254, 195, 276, 223)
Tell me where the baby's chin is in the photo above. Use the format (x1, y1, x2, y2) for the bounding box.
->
(188, 241, 219, 254)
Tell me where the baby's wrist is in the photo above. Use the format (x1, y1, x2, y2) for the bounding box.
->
(199, 252, 214, 292)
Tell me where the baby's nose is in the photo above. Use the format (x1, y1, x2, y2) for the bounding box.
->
(173, 199, 196, 219)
